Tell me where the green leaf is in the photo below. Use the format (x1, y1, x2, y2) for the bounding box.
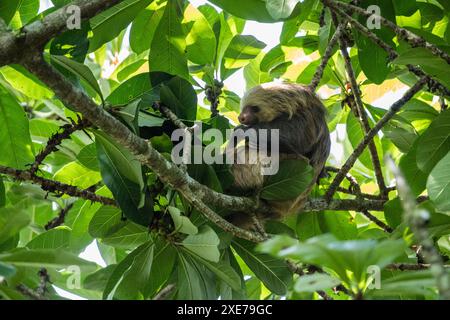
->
(168, 206, 198, 235)
(4, 0, 39, 28)
(346, 112, 372, 170)
(266, 0, 299, 20)
(244, 53, 273, 89)
(0, 249, 97, 270)
(149, 0, 189, 80)
(77, 143, 100, 171)
(95, 131, 151, 226)
(427, 152, 450, 212)
(183, 4, 216, 65)
(101, 223, 150, 249)
(144, 238, 177, 298)
(221, 35, 266, 79)
(233, 238, 291, 295)
(187, 252, 242, 291)
(106, 73, 152, 105)
(177, 250, 216, 299)
(53, 161, 102, 189)
(0, 87, 34, 169)
(50, 55, 104, 102)
(0, 65, 53, 100)
(88, 206, 124, 238)
(130, 5, 165, 54)
(160, 76, 197, 121)
(103, 240, 154, 299)
(261, 159, 314, 201)
(399, 142, 428, 196)
(0, 262, 16, 279)
(416, 109, 450, 173)
(209, 0, 296, 22)
(89, 0, 154, 52)
(392, 48, 450, 88)
(0, 208, 30, 245)
(294, 273, 341, 293)
(26, 227, 71, 250)
(182, 225, 220, 262)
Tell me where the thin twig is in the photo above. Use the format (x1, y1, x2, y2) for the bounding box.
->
(331, 12, 388, 198)
(30, 117, 90, 175)
(324, 0, 450, 64)
(328, 3, 450, 97)
(45, 202, 75, 230)
(0, 165, 116, 206)
(309, 25, 343, 91)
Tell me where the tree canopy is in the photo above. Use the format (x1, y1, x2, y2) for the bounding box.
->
(0, 0, 449, 300)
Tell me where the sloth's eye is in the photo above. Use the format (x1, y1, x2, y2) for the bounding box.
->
(249, 105, 260, 113)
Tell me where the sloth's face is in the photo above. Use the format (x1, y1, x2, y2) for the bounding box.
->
(238, 105, 260, 125)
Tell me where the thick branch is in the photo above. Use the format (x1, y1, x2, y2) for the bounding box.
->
(0, 0, 122, 66)
(331, 13, 387, 197)
(324, 0, 450, 64)
(325, 77, 427, 201)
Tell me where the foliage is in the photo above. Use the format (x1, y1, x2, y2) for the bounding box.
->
(0, 0, 449, 300)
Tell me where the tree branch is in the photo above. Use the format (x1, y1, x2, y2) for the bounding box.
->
(308, 24, 343, 91)
(324, 0, 450, 64)
(0, 165, 116, 206)
(331, 12, 388, 197)
(325, 77, 427, 201)
(0, 0, 123, 66)
(328, 3, 450, 97)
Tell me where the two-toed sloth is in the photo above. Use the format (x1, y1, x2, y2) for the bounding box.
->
(227, 82, 330, 227)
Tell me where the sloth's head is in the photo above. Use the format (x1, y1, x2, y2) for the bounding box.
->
(238, 82, 320, 125)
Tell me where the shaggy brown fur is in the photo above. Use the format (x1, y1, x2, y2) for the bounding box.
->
(228, 82, 330, 228)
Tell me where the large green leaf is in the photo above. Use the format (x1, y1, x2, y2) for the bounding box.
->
(266, 0, 299, 20)
(355, 0, 395, 84)
(261, 159, 314, 201)
(209, 0, 299, 22)
(0, 65, 53, 100)
(0, 208, 30, 245)
(149, 0, 189, 80)
(103, 240, 154, 299)
(130, 3, 165, 54)
(26, 227, 71, 250)
(53, 161, 102, 189)
(183, 4, 216, 65)
(0, 87, 34, 169)
(89, 0, 154, 52)
(0, 249, 97, 270)
(144, 238, 177, 298)
(50, 55, 104, 102)
(182, 226, 220, 263)
(233, 238, 292, 295)
(187, 251, 241, 292)
(221, 35, 266, 79)
(392, 48, 450, 88)
(95, 131, 152, 226)
(106, 73, 152, 105)
(2, 0, 39, 28)
(294, 273, 341, 293)
(160, 76, 197, 121)
(177, 250, 217, 299)
(416, 109, 450, 173)
(259, 234, 405, 288)
(399, 142, 428, 196)
(427, 152, 450, 212)
(168, 206, 198, 235)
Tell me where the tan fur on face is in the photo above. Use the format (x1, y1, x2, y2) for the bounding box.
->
(241, 82, 320, 123)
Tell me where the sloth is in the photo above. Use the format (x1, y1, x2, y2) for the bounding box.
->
(226, 82, 330, 227)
